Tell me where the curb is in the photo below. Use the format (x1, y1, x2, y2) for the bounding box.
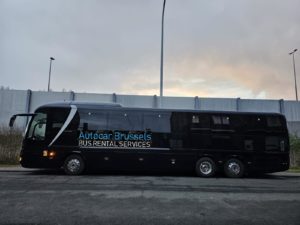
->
(0, 166, 40, 172)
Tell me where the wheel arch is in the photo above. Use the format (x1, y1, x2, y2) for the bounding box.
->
(195, 156, 218, 177)
(63, 152, 86, 175)
(223, 154, 247, 166)
(223, 157, 246, 178)
(61, 151, 86, 167)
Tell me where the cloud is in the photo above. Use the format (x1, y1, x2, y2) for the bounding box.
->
(0, 0, 299, 100)
(121, 54, 296, 99)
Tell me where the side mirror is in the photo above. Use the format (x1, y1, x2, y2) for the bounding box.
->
(9, 115, 17, 127)
(8, 113, 36, 128)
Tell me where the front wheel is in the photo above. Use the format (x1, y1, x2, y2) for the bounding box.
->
(195, 157, 217, 178)
(224, 158, 245, 178)
(63, 154, 85, 175)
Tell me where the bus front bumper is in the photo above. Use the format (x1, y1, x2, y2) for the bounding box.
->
(20, 152, 63, 169)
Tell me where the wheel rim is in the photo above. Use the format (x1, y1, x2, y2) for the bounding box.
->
(67, 158, 81, 173)
(228, 162, 241, 175)
(199, 161, 212, 175)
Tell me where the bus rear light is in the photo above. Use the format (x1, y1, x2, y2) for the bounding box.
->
(43, 150, 48, 157)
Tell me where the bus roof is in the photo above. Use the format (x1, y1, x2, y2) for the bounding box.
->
(35, 101, 284, 117)
(37, 101, 122, 109)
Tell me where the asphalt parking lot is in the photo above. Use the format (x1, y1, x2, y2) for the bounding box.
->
(0, 168, 300, 225)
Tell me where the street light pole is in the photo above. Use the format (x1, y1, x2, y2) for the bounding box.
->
(160, 0, 166, 99)
(48, 57, 55, 92)
(289, 49, 298, 101)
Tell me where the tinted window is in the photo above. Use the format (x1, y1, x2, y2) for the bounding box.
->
(79, 109, 108, 130)
(79, 109, 170, 132)
(230, 115, 243, 130)
(266, 116, 282, 128)
(191, 114, 210, 128)
(171, 112, 189, 132)
(143, 112, 171, 133)
(108, 111, 143, 131)
(126, 112, 143, 130)
(107, 111, 126, 130)
(244, 115, 265, 130)
(50, 108, 69, 130)
(265, 136, 283, 151)
(56, 111, 80, 146)
(212, 115, 230, 127)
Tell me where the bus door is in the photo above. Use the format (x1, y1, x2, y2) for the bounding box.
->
(22, 111, 48, 159)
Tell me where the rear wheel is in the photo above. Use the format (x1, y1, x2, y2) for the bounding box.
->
(224, 158, 244, 178)
(195, 157, 216, 178)
(63, 154, 85, 175)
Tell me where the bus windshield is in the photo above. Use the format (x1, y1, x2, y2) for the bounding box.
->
(27, 113, 47, 141)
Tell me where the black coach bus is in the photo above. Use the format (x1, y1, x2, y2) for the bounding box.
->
(9, 101, 290, 177)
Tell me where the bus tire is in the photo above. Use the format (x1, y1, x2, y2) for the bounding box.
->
(63, 154, 85, 175)
(224, 158, 244, 178)
(195, 157, 216, 178)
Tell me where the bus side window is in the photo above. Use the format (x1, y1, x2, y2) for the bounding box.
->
(245, 116, 266, 131)
(48, 108, 69, 139)
(171, 112, 189, 132)
(143, 112, 171, 133)
(191, 114, 210, 129)
(266, 116, 282, 128)
(65, 112, 79, 131)
(192, 115, 200, 124)
(83, 122, 88, 131)
(108, 111, 126, 131)
(230, 115, 243, 131)
(107, 111, 143, 131)
(211, 115, 230, 129)
(79, 110, 108, 131)
(124, 112, 143, 131)
(212, 116, 222, 125)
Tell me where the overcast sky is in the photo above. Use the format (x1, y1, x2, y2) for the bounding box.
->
(0, 0, 299, 100)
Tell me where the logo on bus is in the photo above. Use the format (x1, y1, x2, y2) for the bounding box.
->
(78, 131, 152, 149)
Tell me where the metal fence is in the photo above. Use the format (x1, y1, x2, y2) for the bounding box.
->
(1, 89, 300, 135)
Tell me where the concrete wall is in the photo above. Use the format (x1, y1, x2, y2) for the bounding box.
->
(238, 99, 282, 113)
(0, 90, 29, 128)
(1, 89, 300, 135)
(283, 101, 300, 121)
(200, 98, 237, 111)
